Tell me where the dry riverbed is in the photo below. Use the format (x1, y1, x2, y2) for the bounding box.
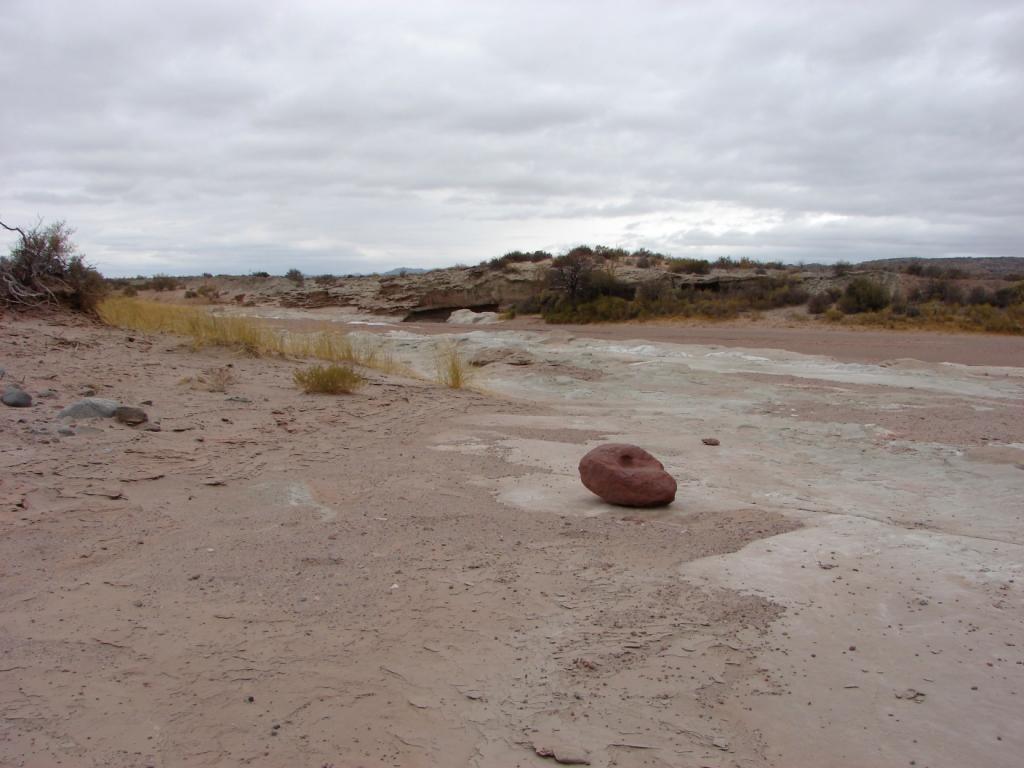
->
(2, 312, 1022, 768)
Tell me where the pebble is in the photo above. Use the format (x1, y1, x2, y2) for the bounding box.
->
(702, 437, 720, 446)
(1, 387, 32, 408)
(114, 406, 149, 426)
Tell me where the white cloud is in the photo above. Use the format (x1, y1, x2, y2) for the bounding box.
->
(1, 0, 1021, 275)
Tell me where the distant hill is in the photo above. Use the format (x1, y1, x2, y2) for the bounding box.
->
(857, 256, 1024, 278)
(382, 267, 429, 276)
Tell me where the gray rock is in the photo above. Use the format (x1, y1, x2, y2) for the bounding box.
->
(114, 406, 148, 426)
(470, 348, 534, 367)
(2, 388, 32, 408)
(57, 426, 75, 436)
(57, 398, 120, 420)
(37, 388, 58, 398)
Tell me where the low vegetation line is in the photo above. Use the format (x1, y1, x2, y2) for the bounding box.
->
(97, 297, 401, 372)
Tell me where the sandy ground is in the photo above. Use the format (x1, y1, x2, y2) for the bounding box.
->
(2, 313, 1023, 768)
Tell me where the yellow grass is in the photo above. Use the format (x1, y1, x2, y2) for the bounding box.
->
(434, 341, 472, 389)
(293, 363, 364, 394)
(97, 297, 401, 371)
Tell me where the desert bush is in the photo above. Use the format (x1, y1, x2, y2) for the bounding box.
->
(250, 271, 270, 278)
(889, 290, 910, 315)
(636, 278, 673, 303)
(486, 250, 551, 270)
(737, 277, 809, 309)
(293, 363, 364, 394)
(314, 274, 335, 285)
(544, 274, 809, 323)
(0, 219, 105, 311)
(967, 286, 992, 306)
(666, 257, 711, 275)
(913, 278, 965, 305)
(434, 342, 472, 388)
(285, 268, 304, 283)
(548, 247, 596, 303)
(824, 307, 844, 322)
(148, 274, 179, 291)
(586, 269, 634, 300)
(122, 285, 138, 297)
(832, 261, 852, 277)
(838, 277, 890, 313)
(713, 256, 760, 270)
(993, 283, 1024, 308)
(905, 262, 924, 276)
(807, 292, 834, 314)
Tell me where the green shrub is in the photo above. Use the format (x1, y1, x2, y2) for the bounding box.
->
(838, 277, 890, 313)
(285, 268, 304, 284)
(293, 363, 364, 394)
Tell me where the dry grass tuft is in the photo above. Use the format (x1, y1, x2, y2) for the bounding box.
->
(97, 298, 404, 372)
(293, 363, 364, 394)
(434, 341, 472, 389)
(181, 366, 236, 392)
(98, 297, 276, 355)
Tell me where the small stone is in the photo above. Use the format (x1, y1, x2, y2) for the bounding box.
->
(1, 387, 32, 408)
(57, 426, 75, 436)
(114, 406, 148, 426)
(701, 437, 720, 446)
(37, 388, 58, 399)
(143, 423, 162, 432)
(58, 398, 119, 420)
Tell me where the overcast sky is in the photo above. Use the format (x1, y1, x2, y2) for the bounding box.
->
(1, 0, 1022, 276)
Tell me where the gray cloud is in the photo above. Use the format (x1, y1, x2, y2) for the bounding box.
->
(1, 0, 1021, 275)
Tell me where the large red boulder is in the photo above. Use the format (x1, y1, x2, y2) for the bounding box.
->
(578, 444, 677, 507)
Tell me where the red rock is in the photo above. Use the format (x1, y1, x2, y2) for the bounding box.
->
(578, 443, 677, 507)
